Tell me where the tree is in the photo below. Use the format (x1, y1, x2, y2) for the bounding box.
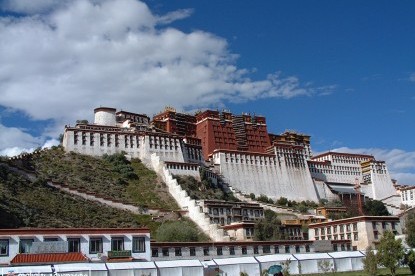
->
(403, 250, 415, 274)
(364, 200, 390, 216)
(376, 231, 404, 276)
(405, 212, 415, 248)
(363, 246, 378, 276)
(254, 209, 283, 241)
(156, 221, 201, 242)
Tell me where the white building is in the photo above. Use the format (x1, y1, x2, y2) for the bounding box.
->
(308, 216, 402, 250)
(0, 228, 151, 266)
(63, 107, 203, 165)
(309, 151, 398, 204)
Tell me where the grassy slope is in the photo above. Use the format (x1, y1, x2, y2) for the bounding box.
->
(0, 148, 208, 241)
(32, 147, 178, 210)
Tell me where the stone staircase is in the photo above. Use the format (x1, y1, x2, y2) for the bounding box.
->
(148, 153, 231, 241)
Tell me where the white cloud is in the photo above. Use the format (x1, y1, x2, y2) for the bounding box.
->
(0, 123, 41, 156)
(0, 122, 60, 157)
(410, 72, 415, 82)
(333, 147, 415, 185)
(0, 0, 324, 125)
(1, 0, 69, 14)
(157, 9, 194, 25)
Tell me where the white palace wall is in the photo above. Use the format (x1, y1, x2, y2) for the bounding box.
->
(63, 128, 200, 165)
(212, 151, 318, 202)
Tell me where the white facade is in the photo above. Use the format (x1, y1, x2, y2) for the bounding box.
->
(400, 186, 415, 206)
(308, 216, 402, 250)
(63, 125, 203, 166)
(0, 228, 151, 265)
(212, 148, 318, 201)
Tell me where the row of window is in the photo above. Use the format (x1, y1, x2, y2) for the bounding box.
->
(0, 237, 146, 257)
(208, 207, 263, 217)
(314, 223, 358, 236)
(152, 244, 311, 257)
(315, 233, 358, 241)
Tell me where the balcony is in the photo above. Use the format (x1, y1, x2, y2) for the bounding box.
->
(108, 250, 132, 258)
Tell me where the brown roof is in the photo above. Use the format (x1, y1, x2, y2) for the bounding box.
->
(11, 252, 88, 265)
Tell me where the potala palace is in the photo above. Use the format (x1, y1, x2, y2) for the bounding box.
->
(62, 107, 404, 216)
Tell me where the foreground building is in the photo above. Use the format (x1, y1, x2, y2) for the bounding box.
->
(0, 228, 151, 266)
(308, 216, 402, 250)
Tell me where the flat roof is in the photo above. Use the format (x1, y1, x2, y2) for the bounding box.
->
(0, 228, 149, 235)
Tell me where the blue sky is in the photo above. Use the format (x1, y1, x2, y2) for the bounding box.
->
(0, 0, 414, 183)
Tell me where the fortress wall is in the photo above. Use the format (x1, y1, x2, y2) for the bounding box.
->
(63, 130, 143, 158)
(312, 179, 339, 202)
(371, 171, 396, 200)
(213, 152, 318, 202)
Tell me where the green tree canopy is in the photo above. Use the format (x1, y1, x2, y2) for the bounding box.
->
(376, 231, 404, 276)
(405, 212, 415, 248)
(156, 220, 203, 242)
(364, 200, 390, 216)
(254, 209, 283, 241)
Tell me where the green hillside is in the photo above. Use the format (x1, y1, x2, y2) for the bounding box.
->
(31, 147, 178, 210)
(0, 148, 209, 241)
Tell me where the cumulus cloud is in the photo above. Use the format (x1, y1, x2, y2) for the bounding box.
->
(0, 122, 60, 156)
(0, 0, 322, 124)
(333, 147, 415, 185)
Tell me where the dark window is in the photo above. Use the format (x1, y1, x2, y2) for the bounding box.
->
(190, 247, 196, 256)
(333, 244, 338, 251)
(217, 247, 223, 256)
(229, 246, 235, 255)
(295, 245, 300, 253)
(175, 248, 182, 256)
(19, 239, 34, 254)
(285, 246, 290, 253)
(132, 237, 146, 253)
(263, 245, 271, 253)
(254, 246, 259, 254)
(152, 249, 159, 257)
(242, 247, 247, 255)
(274, 246, 279, 253)
(203, 247, 209, 256)
(68, 238, 80, 253)
(89, 238, 103, 254)
(305, 245, 310, 252)
(0, 240, 9, 256)
(162, 248, 169, 256)
(111, 237, 124, 251)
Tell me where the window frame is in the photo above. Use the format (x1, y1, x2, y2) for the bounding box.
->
(132, 237, 146, 253)
(67, 238, 81, 253)
(111, 237, 124, 251)
(0, 239, 9, 256)
(89, 238, 103, 254)
(19, 238, 34, 254)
